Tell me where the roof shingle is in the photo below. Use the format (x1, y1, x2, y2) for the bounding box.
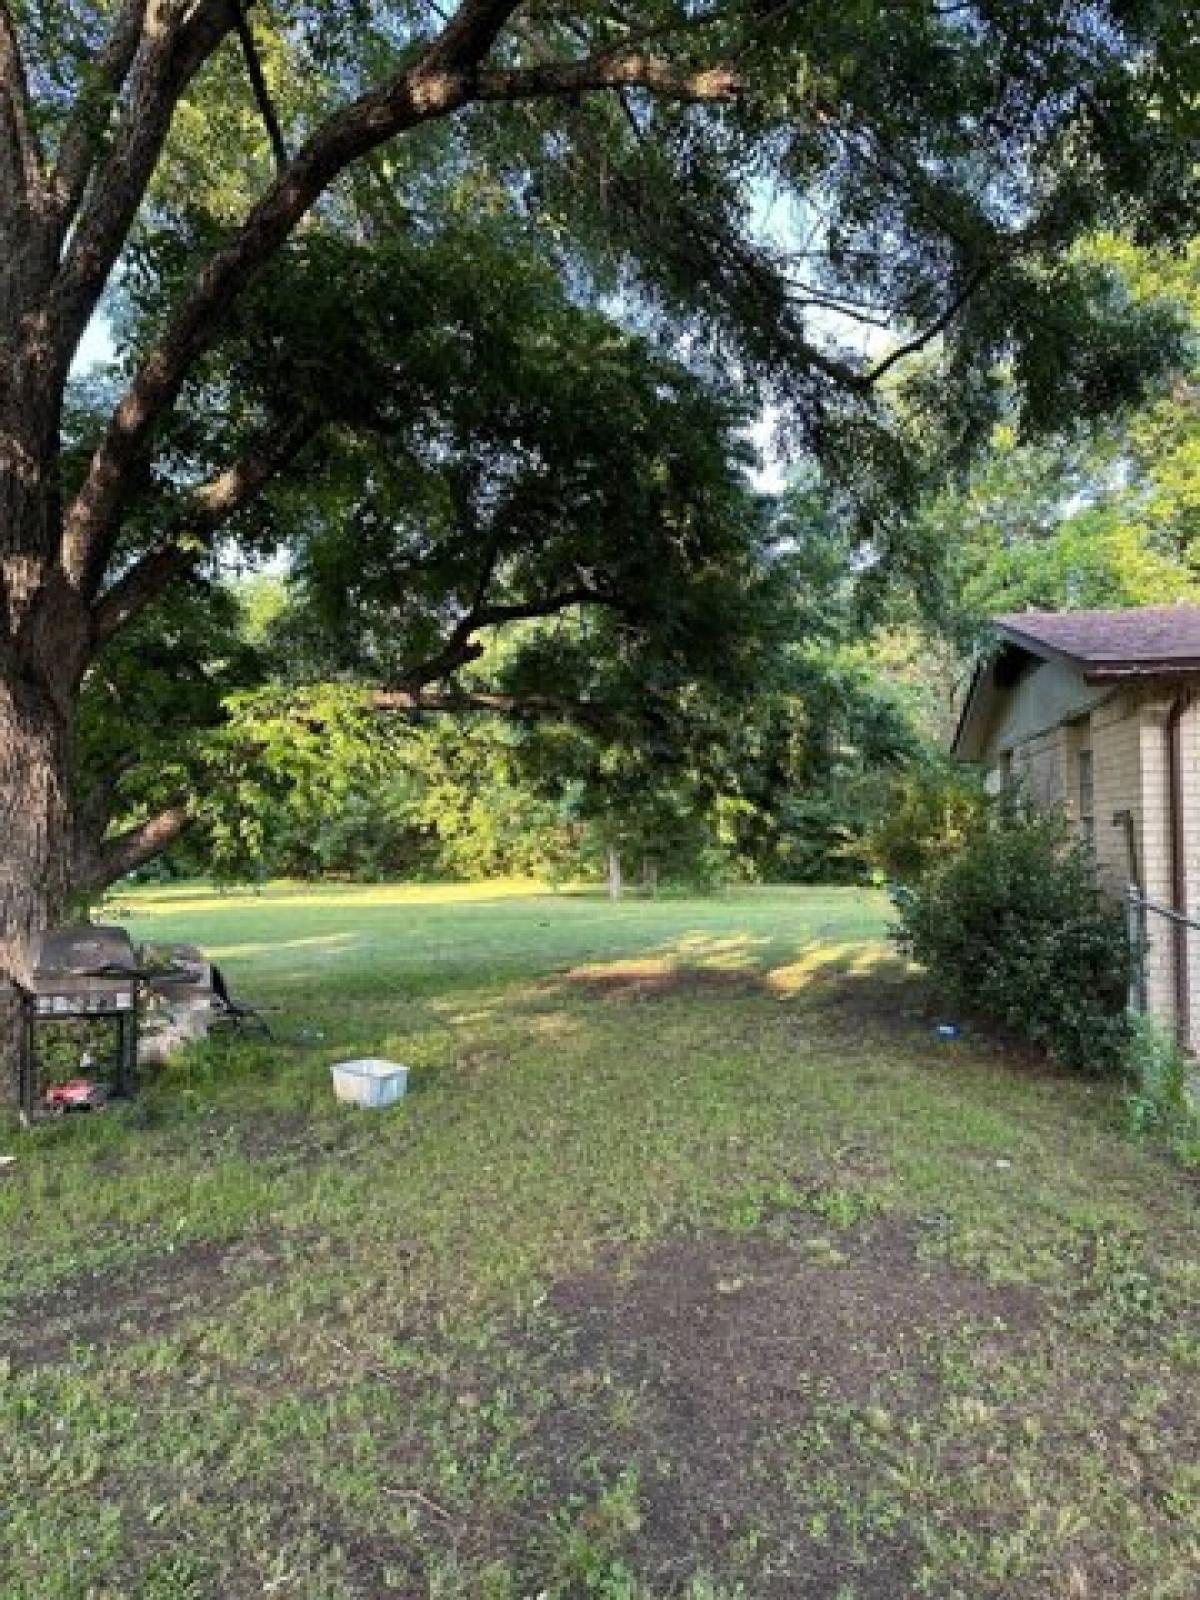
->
(997, 605, 1200, 677)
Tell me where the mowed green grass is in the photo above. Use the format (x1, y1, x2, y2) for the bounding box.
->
(0, 883, 1197, 1599)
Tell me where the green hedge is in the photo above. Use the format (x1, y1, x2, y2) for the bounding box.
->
(891, 805, 1134, 1073)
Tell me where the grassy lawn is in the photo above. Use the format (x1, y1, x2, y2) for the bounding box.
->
(1, 882, 1197, 1599)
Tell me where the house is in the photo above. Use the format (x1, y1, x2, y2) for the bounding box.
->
(953, 605, 1200, 1049)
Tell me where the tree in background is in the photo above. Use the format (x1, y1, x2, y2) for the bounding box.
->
(162, 480, 945, 893)
(179, 685, 584, 886)
(164, 642, 933, 893)
(918, 240, 1200, 655)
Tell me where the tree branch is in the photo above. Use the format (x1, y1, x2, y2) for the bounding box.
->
(422, 0, 524, 69)
(52, 0, 149, 228)
(372, 688, 608, 728)
(190, 408, 318, 522)
(409, 585, 609, 686)
(52, 0, 243, 356)
(89, 410, 318, 647)
(863, 267, 991, 387)
(0, 2, 42, 206)
(78, 802, 191, 892)
(476, 589, 609, 629)
(90, 544, 193, 650)
(232, 0, 288, 171)
(475, 51, 741, 106)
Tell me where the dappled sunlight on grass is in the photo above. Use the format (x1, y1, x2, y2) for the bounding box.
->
(526, 1010, 580, 1038)
(550, 954, 760, 1004)
(205, 930, 363, 961)
(562, 955, 675, 982)
(431, 1002, 505, 1025)
(533, 931, 910, 1012)
(763, 941, 909, 997)
(666, 931, 772, 964)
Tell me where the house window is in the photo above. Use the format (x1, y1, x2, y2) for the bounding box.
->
(1078, 748, 1095, 846)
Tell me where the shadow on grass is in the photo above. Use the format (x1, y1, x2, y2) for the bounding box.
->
(543, 935, 923, 1025)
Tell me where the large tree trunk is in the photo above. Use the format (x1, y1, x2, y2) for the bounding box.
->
(0, 668, 76, 1099)
(1, 367, 89, 1095)
(0, 673, 75, 975)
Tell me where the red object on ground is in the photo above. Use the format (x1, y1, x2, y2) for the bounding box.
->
(44, 1079, 108, 1112)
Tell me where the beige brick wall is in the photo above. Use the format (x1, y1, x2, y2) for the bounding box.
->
(1090, 693, 1146, 906)
(1133, 698, 1177, 1029)
(1175, 700, 1200, 1051)
(1009, 688, 1200, 1047)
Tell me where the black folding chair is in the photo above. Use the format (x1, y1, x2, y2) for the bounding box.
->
(209, 964, 276, 1039)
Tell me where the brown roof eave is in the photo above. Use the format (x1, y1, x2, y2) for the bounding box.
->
(995, 620, 1200, 683)
(1082, 661, 1200, 684)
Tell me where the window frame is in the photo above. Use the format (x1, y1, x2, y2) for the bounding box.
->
(1077, 745, 1095, 847)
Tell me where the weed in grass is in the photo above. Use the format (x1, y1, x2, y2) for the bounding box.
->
(1077, 1227, 1167, 1331)
(545, 1465, 644, 1593)
(807, 1182, 884, 1229)
(141, 1552, 212, 1600)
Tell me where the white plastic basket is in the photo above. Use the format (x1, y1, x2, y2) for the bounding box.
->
(330, 1058, 410, 1108)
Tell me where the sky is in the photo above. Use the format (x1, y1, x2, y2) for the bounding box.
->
(74, 315, 116, 371)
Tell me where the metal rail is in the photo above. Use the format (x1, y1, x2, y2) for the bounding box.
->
(1124, 888, 1200, 1023)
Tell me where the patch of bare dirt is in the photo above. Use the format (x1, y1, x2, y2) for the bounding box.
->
(0, 1235, 296, 1367)
(228, 1109, 372, 1166)
(802, 965, 934, 1031)
(516, 1219, 1042, 1597)
(267, 1217, 1042, 1597)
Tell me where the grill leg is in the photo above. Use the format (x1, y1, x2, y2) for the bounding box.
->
(116, 1013, 138, 1098)
(18, 1006, 35, 1123)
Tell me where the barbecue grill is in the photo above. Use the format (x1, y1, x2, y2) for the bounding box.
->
(16, 925, 144, 1117)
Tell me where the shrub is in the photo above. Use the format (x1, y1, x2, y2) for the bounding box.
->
(890, 804, 1133, 1072)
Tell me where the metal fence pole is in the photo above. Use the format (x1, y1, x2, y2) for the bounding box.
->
(1127, 886, 1146, 1013)
(1139, 892, 1149, 1015)
(1122, 888, 1200, 1037)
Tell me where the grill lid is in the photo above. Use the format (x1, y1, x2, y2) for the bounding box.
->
(31, 925, 139, 982)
